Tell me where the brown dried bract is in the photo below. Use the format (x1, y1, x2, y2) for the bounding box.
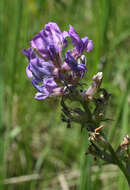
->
(120, 135, 130, 147)
(88, 125, 104, 141)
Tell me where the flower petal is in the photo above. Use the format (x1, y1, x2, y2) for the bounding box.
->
(22, 48, 36, 61)
(43, 77, 58, 90)
(26, 65, 33, 78)
(86, 40, 93, 52)
(35, 92, 49, 100)
(65, 50, 87, 77)
(69, 25, 84, 55)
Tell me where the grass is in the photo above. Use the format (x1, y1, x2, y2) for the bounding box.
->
(118, 76, 129, 190)
(0, 0, 5, 189)
(1, 0, 130, 189)
(79, 130, 92, 190)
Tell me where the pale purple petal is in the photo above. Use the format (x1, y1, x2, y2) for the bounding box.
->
(43, 77, 58, 91)
(82, 37, 88, 49)
(22, 48, 36, 60)
(44, 22, 63, 50)
(22, 49, 31, 60)
(62, 31, 69, 48)
(26, 65, 33, 78)
(30, 33, 46, 53)
(31, 80, 45, 92)
(69, 25, 84, 55)
(62, 31, 69, 38)
(45, 22, 61, 34)
(35, 92, 49, 100)
(86, 40, 93, 52)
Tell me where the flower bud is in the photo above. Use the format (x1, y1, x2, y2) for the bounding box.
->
(84, 72, 103, 100)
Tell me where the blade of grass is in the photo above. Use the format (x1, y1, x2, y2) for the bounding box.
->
(0, 0, 6, 189)
(79, 128, 92, 190)
(92, 0, 110, 73)
(5, 0, 23, 176)
(30, 142, 51, 190)
(118, 91, 129, 190)
(109, 92, 127, 142)
(109, 76, 130, 142)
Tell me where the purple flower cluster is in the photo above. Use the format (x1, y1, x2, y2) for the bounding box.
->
(23, 22, 93, 100)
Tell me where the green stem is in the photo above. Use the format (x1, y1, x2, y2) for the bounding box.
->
(105, 136, 130, 186)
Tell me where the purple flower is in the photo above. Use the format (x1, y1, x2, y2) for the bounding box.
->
(44, 77, 58, 90)
(23, 48, 55, 82)
(35, 91, 50, 100)
(23, 22, 94, 100)
(22, 48, 36, 61)
(68, 25, 93, 57)
(32, 77, 57, 93)
(31, 77, 63, 100)
(65, 50, 87, 78)
(34, 87, 63, 100)
(30, 22, 69, 68)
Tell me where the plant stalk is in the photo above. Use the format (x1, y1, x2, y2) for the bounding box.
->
(104, 135, 130, 186)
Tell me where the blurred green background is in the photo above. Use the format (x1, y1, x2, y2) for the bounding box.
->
(0, 0, 130, 189)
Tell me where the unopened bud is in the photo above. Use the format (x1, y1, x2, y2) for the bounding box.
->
(84, 72, 103, 100)
(93, 72, 103, 83)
